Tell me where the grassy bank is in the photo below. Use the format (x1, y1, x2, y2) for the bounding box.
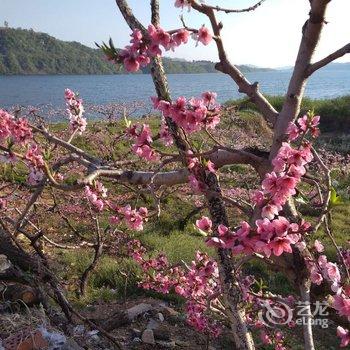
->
(46, 110, 349, 307)
(226, 95, 350, 133)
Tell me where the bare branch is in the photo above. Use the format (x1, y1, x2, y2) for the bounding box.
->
(202, 0, 267, 14)
(80, 148, 267, 187)
(32, 125, 101, 165)
(189, 0, 279, 125)
(307, 43, 350, 76)
(115, 0, 145, 32)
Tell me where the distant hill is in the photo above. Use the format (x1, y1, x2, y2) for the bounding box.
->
(276, 62, 350, 71)
(0, 27, 273, 75)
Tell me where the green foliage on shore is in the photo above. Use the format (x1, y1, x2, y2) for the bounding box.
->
(0, 27, 271, 75)
(227, 95, 350, 133)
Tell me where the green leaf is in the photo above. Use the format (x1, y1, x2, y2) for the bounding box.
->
(295, 195, 307, 204)
(193, 224, 208, 237)
(123, 111, 131, 128)
(330, 187, 343, 207)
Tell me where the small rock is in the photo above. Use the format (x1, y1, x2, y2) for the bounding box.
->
(132, 337, 142, 343)
(156, 340, 176, 348)
(153, 326, 171, 341)
(0, 255, 11, 272)
(157, 312, 165, 322)
(142, 329, 155, 345)
(127, 303, 153, 320)
(87, 330, 99, 336)
(73, 325, 85, 336)
(61, 339, 85, 350)
(175, 340, 190, 347)
(90, 334, 100, 342)
(131, 328, 142, 337)
(147, 318, 159, 330)
(162, 306, 179, 318)
(86, 305, 96, 312)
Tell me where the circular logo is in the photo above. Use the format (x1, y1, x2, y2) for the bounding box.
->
(258, 301, 293, 327)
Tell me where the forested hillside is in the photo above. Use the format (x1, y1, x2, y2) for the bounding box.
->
(0, 27, 272, 75)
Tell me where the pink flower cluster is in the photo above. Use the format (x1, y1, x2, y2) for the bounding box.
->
(152, 91, 220, 134)
(128, 241, 222, 337)
(0, 198, 7, 210)
(126, 123, 160, 161)
(196, 216, 308, 257)
(116, 24, 212, 72)
(0, 109, 32, 145)
(186, 151, 216, 193)
(25, 144, 45, 185)
(174, 0, 191, 10)
(287, 114, 320, 141)
(259, 330, 287, 350)
(195, 121, 319, 258)
(306, 241, 350, 346)
(337, 326, 350, 348)
(64, 89, 87, 134)
(84, 182, 148, 230)
(0, 110, 46, 185)
(85, 181, 108, 211)
(110, 205, 148, 231)
(159, 120, 173, 146)
(260, 142, 313, 219)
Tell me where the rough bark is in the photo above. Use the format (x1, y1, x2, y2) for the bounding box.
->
(269, 0, 330, 159)
(299, 280, 316, 350)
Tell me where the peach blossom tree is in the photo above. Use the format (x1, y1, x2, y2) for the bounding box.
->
(0, 1, 350, 349)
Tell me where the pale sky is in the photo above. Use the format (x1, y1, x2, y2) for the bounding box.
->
(0, 0, 349, 68)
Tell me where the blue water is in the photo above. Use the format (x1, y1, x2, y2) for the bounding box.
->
(0, 69, 349, 110)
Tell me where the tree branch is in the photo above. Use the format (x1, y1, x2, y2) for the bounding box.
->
(201, 0, 267, 14)
(189, 0, 278, 126)
(306, 42, 350, 76)
(269, 0, 331, 159)
(80, 148, 267, 187)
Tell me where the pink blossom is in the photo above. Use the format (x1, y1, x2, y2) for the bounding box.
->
(154, 92, 221, 133)
(325, 262, 341, 284)
(121, 205, 148, 231)
(0, 110, 12, 141)
(159, 121, 173, 146)
(337, 326, 350, 347)
(65, 88, 86, 134)
(268, 236, 293, 256)
(333, 295, 350, 318)
(287, 122, 300, 141)
(206, 160, 216, 173)
(174, 0, 191, 10)
(124, 56, 140, 72)
(201, 91, 217, 105)
(310, 269, 323, 285)
(25, 144, 44, 168)
(314, 239, 324, 253)
(173, 29, 190, 45)
(0, 198, 7, 210)
(260, 331, 272, 345)
(261, 203, 280, 220)
(196, 216, 212, 232)
(197, 26, 213, 46)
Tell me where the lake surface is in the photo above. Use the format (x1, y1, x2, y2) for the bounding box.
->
(0, 69, 349, 110)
